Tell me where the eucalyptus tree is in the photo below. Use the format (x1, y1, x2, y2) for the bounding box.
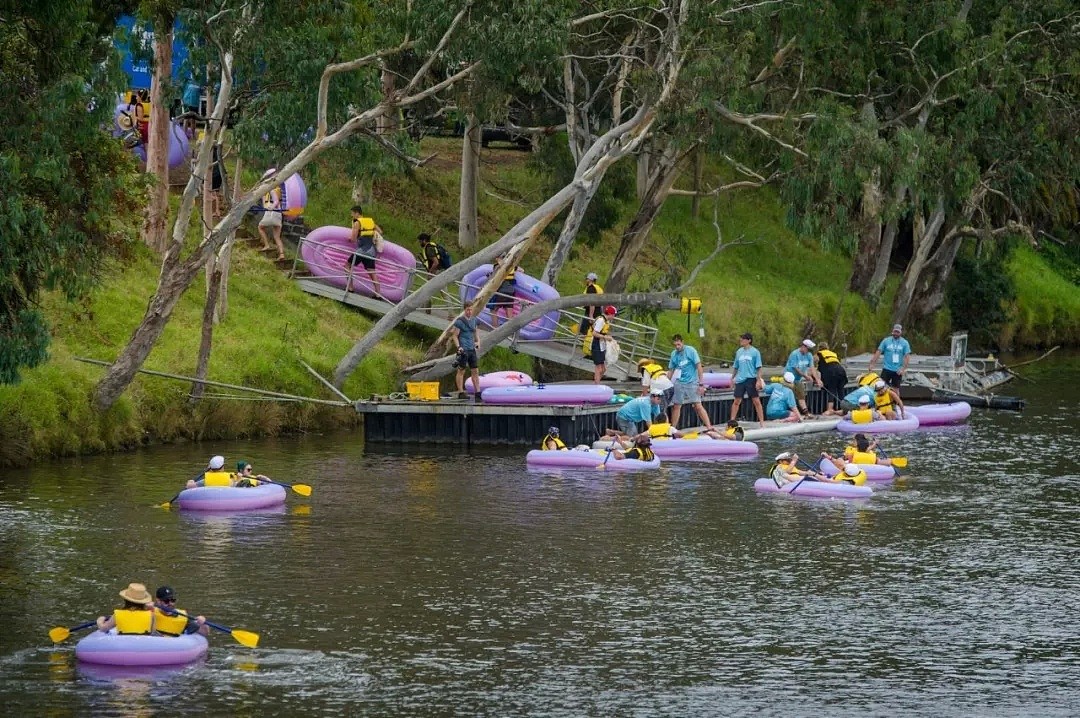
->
(0, 1, 144, 384)
(774, 0, 1080, 325)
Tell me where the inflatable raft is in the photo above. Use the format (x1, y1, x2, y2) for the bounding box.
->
(819, 460, 895, 482)
(592, 437, 759, 459)
(835, 415, 920, 434)
(701, 372, 733, 389)
(740, 417, 841, 441)
(75, 630, 209, 667)
(526, 449, 660, 471)
(482, 384, 614, 405)
(464, 371, 533, 393)
(176, 483, 287, 511)
(904, 402, 972, 426)
(299, 226, 417, 302)
(459, 264, 560, 341)
(753, 478, 873, 499)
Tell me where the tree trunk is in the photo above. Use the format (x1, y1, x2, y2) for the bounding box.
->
(891, 196, 946, 325)
(190, 265, 223, 402)
(606, 144, 683, 294)
(540, 181, 600, 286)
(458, 113, 480, 249)
(690, 147, 704, 219)
(635, 142, 650, 202)
(847, 169, 884, 298)
(142, 15, 174, 254)
(376, 64, 399, 134)
(908, 231, 964, 321)
(216, 154, 242, 321)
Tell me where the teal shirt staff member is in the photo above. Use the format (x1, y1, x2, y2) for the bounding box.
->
(784, 345, 813, 383)
(762, 379, 798, 420)
(841, 385, 875, 411)
(615, 393, 663, 437)
(666, 334, 713, 432)
(730, 332, 765, 424)
(868, 323, 912, 388)
(668, 343, 702, 384)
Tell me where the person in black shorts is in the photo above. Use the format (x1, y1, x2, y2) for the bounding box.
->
(487, 255, 517, 328)
(815, 341, 849, 415)
(345, 205, 383, 298)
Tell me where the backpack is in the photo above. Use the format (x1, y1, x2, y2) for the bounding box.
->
(435, 243, 453, 269)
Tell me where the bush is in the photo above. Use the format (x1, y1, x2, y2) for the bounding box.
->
(947, 254, 1015, 349)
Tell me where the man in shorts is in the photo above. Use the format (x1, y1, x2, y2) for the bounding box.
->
(345, 205, 384, 298)
(784, 338, 820, 416)
(667, 334, 713, 430)
(730, 332, 765, 423)
(868, 324, 912, 388)
(450, 304, 481, 394)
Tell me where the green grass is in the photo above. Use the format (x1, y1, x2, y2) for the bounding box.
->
(2, 136, 1077, 466)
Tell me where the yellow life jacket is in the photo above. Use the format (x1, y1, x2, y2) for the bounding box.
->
(842, 469, 868, 486)
(851, 408, 875, 424)
(262, 188, 280, 210)
(648, 422, 672, 438)
(724, 427, 738, 439)
(202, 471, 233, 487)
(859, 372, 880, 387)
(874, 390, 894, 410)
(581, 317, 611, 355)
(681, 432, 700, 440)
(541, 435, 567, 450)
(113, 609, 153, 635)
(818, 349, 840, 365)
(851, 450, 877, 465)
(843, 446, 855, 459)
(627, 446, 655, 461)
(153, 608, 190, 636)
(353, 216, 376, 237)
(587, 282, 605, 294)
(642, 362, 665, 379)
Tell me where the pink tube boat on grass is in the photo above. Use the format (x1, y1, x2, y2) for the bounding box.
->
(75, 630, 209, 667)
(300, 225, 417, 303)
(465, 371, 534, 393)
(526, 449, 661, 471)
(753, 478, 873, 499)
(481, 384, 614, 405)
(905, 402, 972, 426)
(459, 264, 561, 341)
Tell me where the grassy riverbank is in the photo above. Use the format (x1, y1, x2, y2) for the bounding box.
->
(1, 137, 1076, 467)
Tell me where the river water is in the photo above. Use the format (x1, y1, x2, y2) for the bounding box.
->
(1, 356, 1078, 716)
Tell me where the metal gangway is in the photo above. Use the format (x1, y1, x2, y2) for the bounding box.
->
(290, 234, 661, 380)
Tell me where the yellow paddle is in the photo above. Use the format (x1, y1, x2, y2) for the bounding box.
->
(49, 621, 97, 643)
(254, 477, 312, 497)
(168, 609, 259, 648)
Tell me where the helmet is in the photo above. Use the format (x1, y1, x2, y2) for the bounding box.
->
(844, 464, 861, 477)
(155, 585, 176, 601)
(547, 426, 559, 436)
(603, 305, 617, 315)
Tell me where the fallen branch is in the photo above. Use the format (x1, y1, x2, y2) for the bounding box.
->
(1003, 345, 1060, 370)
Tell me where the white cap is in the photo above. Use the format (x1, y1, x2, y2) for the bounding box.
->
(782, 371, 796, 384)
(858, 395, 871, 404)
(844, 464, 861, 477)
(650, 387, 664, 396)
(208, 455, 225, 470)
(874, 379, 887, 390)
(775, 451, 792, 461)
(802, 339, 815, 348)
(892, 324, 903, 332)
(586, 272, 598, 281)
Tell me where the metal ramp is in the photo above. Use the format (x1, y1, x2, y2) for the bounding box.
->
(292, 234, 661, 380)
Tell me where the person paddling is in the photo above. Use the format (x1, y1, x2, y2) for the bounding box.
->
(153, 586, 208, 636)
(95, 583, 157, 635)
(186, 455, 235, 489)
(234, 460, 269, 488)
(770, 452, 831, 486)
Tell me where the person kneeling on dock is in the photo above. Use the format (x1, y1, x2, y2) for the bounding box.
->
(762, 372, 803, 422)
(770, 452, 832, 486)
(541, 427, 568, 451)
(614, 436, 655, 461)
(612, 389, 664, 438)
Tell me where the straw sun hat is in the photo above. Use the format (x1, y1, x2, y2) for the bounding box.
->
(119, 582, 153, 605)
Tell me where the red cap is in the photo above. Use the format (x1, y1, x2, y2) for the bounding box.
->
(604, 305, 617, 315)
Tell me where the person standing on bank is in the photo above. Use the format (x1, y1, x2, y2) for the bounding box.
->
(451, 304, 481, 395)
(345, 205, 384, 299)
(729, 332, 765, 424)
(258, 184, 285, 260)
(815, 341, 848, 415)
(591, 306, 617, 383)
(868, 323, 912, 388)
(667, 334, 714, 431)
(784, 339, 820, 416)
(578, 272, 603, 336)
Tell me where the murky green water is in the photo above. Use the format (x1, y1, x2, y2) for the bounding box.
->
(1, 357, 1078, 715)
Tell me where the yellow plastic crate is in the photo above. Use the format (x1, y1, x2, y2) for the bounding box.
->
(405, 381, 440, 401)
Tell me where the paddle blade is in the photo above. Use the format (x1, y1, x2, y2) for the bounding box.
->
(290, 484, 312, 497)
(48, 627, 70, 643)
(231, 629, 260, 648)
(891, 457, 908, 468)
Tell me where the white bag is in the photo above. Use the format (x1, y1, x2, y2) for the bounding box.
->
(373, 229, 385, 253)
(605, 338, 621, 366)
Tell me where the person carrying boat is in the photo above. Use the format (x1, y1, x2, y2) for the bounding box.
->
(867, 323, 912, 388)
(345, 205, 384, 299)
(729, 332, 765, 424)
(95, 583, 157, 635)
(844, 394, 883, 424)
(637, 358, 675, 420)
(761, 372, 803, 422)
(541, 426, 568, 451)
(770, 452, 831, 486)
(152, 586, 208, 637)
(613, 435, 655, 461)
(186, 455, 236, 489)
(451, 303, 482, 395)
(872, 379, 906, 419)
(784, 339, 820, 415)
(815, 341, 848, 415)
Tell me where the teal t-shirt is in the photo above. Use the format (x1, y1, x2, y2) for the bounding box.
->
(733, 346, 762, 383)
(877, 337, 911, 371)
(763, 383, 797, 418)
(668, 345, 702, 385)
(784, 348, 813, 382)
(843, 385, 875, 405)
(617, 396, 661, 423)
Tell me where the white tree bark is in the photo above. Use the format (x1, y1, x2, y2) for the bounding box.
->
(458, 112, 480, 249)
(142, 18, 173, 254)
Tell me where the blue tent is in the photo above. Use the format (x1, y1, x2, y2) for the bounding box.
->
(116, 15, 191, 90)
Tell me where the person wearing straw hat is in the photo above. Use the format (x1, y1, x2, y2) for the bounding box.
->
(95, 583, 157, 635)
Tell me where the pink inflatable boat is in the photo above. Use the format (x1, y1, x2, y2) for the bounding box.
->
(526, 449, 660, 471)
(481, 384, 614, 405)
(592, 437, 758, 459)
(465, 371, 533, 393)
(835, 415, 920, 433)
(905, 402, 972, 426)
(819, 460, 895, 482)
(702, 372, 733, 389)
(76, 630, 209, 667)
(459, 264, 561, 341)
(176, 484, 287, 511)
(300, 226, 417, 302)
(753, 478, 872, 499)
